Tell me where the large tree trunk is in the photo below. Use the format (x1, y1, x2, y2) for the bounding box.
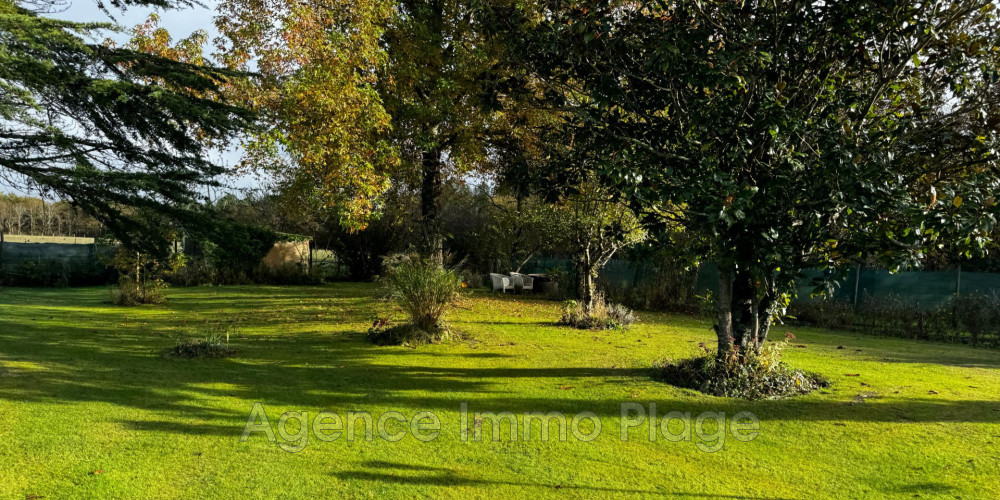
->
(731, 268, 757, 352)
(715, 264, 776, 360)
(715, 266, 734, 356)
(421, 148, 444, 267)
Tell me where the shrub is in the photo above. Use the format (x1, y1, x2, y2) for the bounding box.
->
(379, 254, 464, 344)
(789, 299, 855, 330)
(606, 303, 638, 329)
(558, 294, 637, 330)
(105, 246, 181, 306)
(166, 334, 235, 358)
(951, 292, 1000, 348)
(110, 279, 166, 306)
(166, 257, 216, 286)
(694, 291, 716, 319)
(5, 260, 70, 287)
(654, 338, 828, 400)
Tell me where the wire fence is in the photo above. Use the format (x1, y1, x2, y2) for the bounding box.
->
(524, 257, 1000, 311)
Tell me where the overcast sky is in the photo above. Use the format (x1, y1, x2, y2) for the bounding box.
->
(4, 1, 257, 201)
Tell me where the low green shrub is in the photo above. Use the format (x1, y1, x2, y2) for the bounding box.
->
(105, 246, 180, 306)
(110, 279, 166, 306)
(654, 336, 828, 400)
(167, 258, 216, 286)
(458, 269, 484, 289)
(166, 334, 235, 358)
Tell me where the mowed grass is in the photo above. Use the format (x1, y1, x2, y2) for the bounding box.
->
(0, 284, 998, 499)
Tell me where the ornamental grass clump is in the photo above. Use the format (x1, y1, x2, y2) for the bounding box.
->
(374, 254, 464, 345)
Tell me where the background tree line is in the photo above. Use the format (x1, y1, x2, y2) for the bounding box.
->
(0, 195, 103, 237)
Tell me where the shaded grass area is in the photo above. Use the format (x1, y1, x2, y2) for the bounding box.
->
(0, 284, 997, 499)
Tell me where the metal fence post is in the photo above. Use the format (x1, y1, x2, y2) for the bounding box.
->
(852, 263, 862, 308)
(952, 265, 962, 329)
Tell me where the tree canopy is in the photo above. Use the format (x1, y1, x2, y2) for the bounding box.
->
(215, 0, 546, 264)
(0, 0, 251, 250)
(502, 0, 1000, 356)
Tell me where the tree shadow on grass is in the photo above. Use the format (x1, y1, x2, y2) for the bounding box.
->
(0, 286, 998, 442)
(332, 461, 794, 499)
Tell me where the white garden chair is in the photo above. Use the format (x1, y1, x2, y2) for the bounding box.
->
(510, 272, 534, 292)
(490, 273, 515, 293)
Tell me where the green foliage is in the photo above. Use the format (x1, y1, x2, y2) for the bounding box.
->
(379, 254, 464, 341)
(214, 0, 529, 246)
(655, 338, 828, 400)
(110, 278, 165, 306)
(791, 292, 1000, 348)
(367, 322, 449, 347)
(449, 188, 572, 274)
(694, 291, 716, 320)
(598, 250, 706, 314)
(0, 0, 252, 252)
(201, 222, 281, 284)
(505, 0, 1000, 358)
(215, 0, 397, 228)
(559, 181, 648, 313)
(106, 245, 182, 305)
(165, 322, 238, 358)
(6, 260, 68, 287)
(166, 334, 235, 359)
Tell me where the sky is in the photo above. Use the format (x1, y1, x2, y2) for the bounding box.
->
(54, 0, 219, 48)
(4, 0, 259, 200)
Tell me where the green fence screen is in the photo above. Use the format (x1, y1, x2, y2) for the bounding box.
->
(524, 257, 1000, 310)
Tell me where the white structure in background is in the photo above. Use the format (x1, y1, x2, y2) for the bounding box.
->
(510, 272, 534, 292)
(489, 273, 514, 293)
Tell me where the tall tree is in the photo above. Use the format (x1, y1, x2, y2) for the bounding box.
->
(0, 0, 252, 250)
(506, 0, 1000, 358)
(216, 0, 524, 265)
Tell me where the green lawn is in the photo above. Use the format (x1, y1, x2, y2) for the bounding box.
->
(0, 284, 998, 499)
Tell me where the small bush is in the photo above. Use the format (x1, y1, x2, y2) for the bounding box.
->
(694, 291, 716, 319)
(654, 338, 827, 400)
(606, 303, 638, 329)
(379, 254, 464, 342)
(5, 260, 70, 287)
(110, 279, 166, 306)
(105, 247, 179, 306)
(166, 334, 235, 359)
(367, 321, 451, 346)
(559, 294, 637, 330)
